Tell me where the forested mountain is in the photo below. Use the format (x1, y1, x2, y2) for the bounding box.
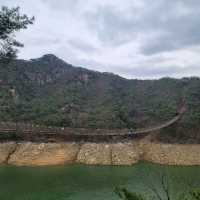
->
(0, 54, 200, 140)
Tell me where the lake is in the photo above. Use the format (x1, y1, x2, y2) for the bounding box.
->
(0, 162, 199, 200)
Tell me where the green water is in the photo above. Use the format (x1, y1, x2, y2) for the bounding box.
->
(0, 162, 199, 200)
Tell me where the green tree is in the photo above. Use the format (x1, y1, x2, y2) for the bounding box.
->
(186, 189, 200, 200)
(115, 187, 146, 200)
(115, 188, 200, 200)
(0, 6, 34, 61)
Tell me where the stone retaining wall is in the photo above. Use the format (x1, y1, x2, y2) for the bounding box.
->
(0, 140, 199, 166)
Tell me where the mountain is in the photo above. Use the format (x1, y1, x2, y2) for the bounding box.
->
(0, 54, 200, 141)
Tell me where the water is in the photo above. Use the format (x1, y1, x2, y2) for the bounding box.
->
(0, 162, 199, 200)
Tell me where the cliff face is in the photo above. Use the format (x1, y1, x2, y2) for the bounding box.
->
(0, 138, 200, 166)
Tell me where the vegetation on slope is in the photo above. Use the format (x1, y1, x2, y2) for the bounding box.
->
(0, 54, 200, 140)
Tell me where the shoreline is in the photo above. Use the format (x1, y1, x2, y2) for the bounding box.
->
(0, 137, 200, 167)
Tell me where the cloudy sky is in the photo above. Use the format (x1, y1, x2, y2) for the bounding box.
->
(1, 0, 200, 79)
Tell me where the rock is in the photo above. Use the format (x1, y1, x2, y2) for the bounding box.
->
(142, 142, 200, 165)
(77, 143, 111, 165)
(8, 142, 80, 166)
(0, 138, 199, 166)
(0, 142, 17, 163)
(111, 142, 140, 165)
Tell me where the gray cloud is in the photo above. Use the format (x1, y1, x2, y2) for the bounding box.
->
(68, 38, 98, 53)
(84, 5, 139, 46)
(1, 0, 200, 79)
(141, 2, 200, 54)
(84, 0, 200, 53)
(114, 64, 200, 79)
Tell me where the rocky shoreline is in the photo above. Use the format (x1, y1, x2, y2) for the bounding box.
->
(0, 136, 200, 166)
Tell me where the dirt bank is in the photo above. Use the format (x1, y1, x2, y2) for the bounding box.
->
(0, 135, 199, 166)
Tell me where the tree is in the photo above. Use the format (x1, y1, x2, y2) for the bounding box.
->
(148, 173, 171, 200)
(115, 187, 146, 200)
(0, 6, 34, 61)
(189, 189, 200, 200)
(114, 165, 200, 200)
(114, 188, 200, 200)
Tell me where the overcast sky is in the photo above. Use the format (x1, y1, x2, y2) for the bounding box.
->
(1, 0, 200, 79)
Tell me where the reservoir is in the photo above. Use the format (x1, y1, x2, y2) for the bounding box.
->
(0, 162, 199, 200)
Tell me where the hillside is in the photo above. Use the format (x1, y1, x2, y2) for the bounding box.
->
(0, 54, 200, 140)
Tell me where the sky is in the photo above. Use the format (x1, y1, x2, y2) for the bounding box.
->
(1, 0, 200, 79)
